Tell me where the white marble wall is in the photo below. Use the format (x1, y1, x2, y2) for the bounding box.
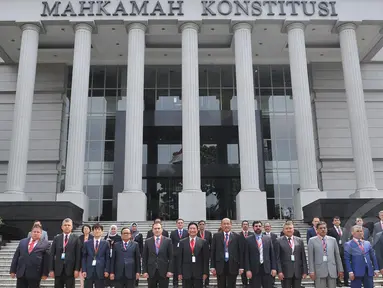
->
(312, 62, 383, 197)
(0, 64, 67, 200)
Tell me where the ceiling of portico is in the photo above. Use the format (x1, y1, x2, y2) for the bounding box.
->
(0, 21, 381, 65)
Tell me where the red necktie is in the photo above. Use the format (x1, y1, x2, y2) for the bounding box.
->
(190, 238, 195, 255)
(28, 240, 35, 254)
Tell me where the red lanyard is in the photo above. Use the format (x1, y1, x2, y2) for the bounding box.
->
(190, 239, 195, 255)
(155, 236, 163, 249)
(200, 232, 204, 240)
(354, 239, 365, 253)
(224, 233, 230, 248)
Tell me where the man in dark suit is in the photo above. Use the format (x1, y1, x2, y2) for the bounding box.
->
(197, 220, 212, 287)
(142, 222, 173, 288)
(82, 223, 110, 288)
(306, 217, 320, 244)
(328, 216, 349, 286)
(244, 221, 276, 288)
(146, 218, 169, 238)
(49, 218, 81, 288)
(178, 222, 209, 288)
(344, 225, 379, 288)
(170, 218, 189, 287)
(275, 221, 308, 288)
(372, 211, 383, 240)
(10, 224, 50, 288)
(239, 220, 254, 286)
(263, 222, 278, 288)
(211, 218, 244, 288)
(110, 227, 141, 288)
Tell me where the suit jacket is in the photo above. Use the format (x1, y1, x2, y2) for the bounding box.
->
(197, 230, 212, 249)
(170, 229, 189, 256)
(110, 241, 141, 280)
(372, 231, 383, 269)
(244, 234, 276, 275)
(132, 233, 144, 256)
(10, 238, 50, 280)
(142, 236, 173, 278)
(28, 230, 48, 241)
(372, 222, 383, 240)
(147, 229, 169, 239)
(178, 237, 209, 279)
(275, 236, 308, 278)
(263, 232, 278, 246)
(49, 233, 81, 276)
(306, 227, 317, 244)
(211, 232, 243, 276)
(344, 239, 378, 277)
(82, 238, 110, 279)
(79, 234, 94, 269)
(308, 236, 343, 278)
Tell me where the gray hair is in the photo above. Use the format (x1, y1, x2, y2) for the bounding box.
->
(62, 218, 73, 226)
(351, 225, 363, 232)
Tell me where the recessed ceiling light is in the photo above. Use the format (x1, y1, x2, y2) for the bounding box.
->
(11, 39, 15, 42)
(164, 54, 167, 56)
(17, 48, 20, 51)
(362, 38, 365, 41)
(119, 54, 123, 57)
(255, 54, 259, 56)
(208, 54, 211, 56)
(320, 53, 324, 56)
(312, 28, 316, 31)
(112, 28, 116, 31)
(116, 43, 120, 46)
(161, 27, 165, 31)
(264, 28, 267, 31)
(61, 28, 65, 32)
(211, 28, 215, 31)
(53, 54, 57, 57)
(259, 43, 263, 45)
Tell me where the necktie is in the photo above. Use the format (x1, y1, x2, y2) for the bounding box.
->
(190, 238, 195, 254)
(245, 231, 248, 237)
(64, 234, 68, 246)
(224, 233, 229, 261)
(337, 227, 342, 236)
(124, 242, 128, 250)
(156, 237, 160, 254)
(288, 237, 292, 249)
(95, 240, 99, 252)
(179, 230, 182, 238)
(28, 240, 35, 253)
(322, 238, 327, 254)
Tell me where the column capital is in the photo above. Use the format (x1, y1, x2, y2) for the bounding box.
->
(126, 22, 147, 33)
(20, 23, 41, 33)
(285, 22, 306, 33)
(337, 22, 357, 33)
(231, 22, 253, 33)
(179, 22, 200, 33)
(74, 23, 94, 33)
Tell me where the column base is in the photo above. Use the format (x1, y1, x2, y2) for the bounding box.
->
(350, 188, 381, 198)
(179, 190, 206, 221)
(236, 190, 267, 220)
(117, 191, 147, 221)
(0, 191, 28, 201)
(294, 189, 324, 220)
(57, 191, 89, 221)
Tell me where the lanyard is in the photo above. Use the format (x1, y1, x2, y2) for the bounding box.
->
(200, 232, 204, 239)
(155, 236, 163, 249)
(224, 233, 229, 248)
(190, 239, 195, 255)
(354, 239, 365, 253)
(336, 227, 342, 236)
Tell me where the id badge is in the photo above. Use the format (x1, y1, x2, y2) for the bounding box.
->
(225, 252, 229, 259)
(192, 256, 196, 263)
(61, 253, 65, 260)
(291, 255, 295, 262)
(323, 256, 328, 262)
(338, 240, 342, 245)
(177, 243, 180, 248)
(92, 260, 97, 266)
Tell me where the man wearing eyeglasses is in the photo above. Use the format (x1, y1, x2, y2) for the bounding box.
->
(110, 227, 141, 288)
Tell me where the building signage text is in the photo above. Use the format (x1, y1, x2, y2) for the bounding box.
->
(41, 1, 338, 18)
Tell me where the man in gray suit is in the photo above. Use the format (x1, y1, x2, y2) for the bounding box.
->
(372, 211, 383, 240)
(27, 221, 48, 241)
(275, 221, 308, 288)
(308, 221, 344, 288)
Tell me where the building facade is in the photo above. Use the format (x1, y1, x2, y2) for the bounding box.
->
(0, 0, 382, 221)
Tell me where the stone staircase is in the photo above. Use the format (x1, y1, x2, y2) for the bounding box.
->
(0, 220, 381, 287)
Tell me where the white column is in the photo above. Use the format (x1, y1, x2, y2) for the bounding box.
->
(0, 24, 40, 201)
(117, 23, 147, 221)
(233, 22, 267, 220)
(286, 22, 322, 219)
(338, 23, 379, 198)
(57, 23, 92, 221)
(178, 22, 206, 221)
